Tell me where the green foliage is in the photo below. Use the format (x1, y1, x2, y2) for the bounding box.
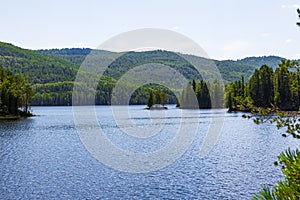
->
(147, 89, 154, 108)
(146, 88, 169, 108)
(240, 59, 300, 200)
(227, 91, 233, 111)
(161, 92, 168, 106)
(225, 76, 250, 111)
(0, 42, 78, 84)
(197, 80, 212, 108)
(249, 65, 274, 108)
(102, 50, 203, 81)
(248, 110, 300, 199)
(253, 186, 278, 200)
(228, 60, 300, 112)
(238, 56, 285, 70)
(253, 149, 300, 200)
(274, 60, 299, 110)
(155, 89, 162, 105)
(1, 42, 299, 107)
(40, 47, 295, 83)
(0, 67, 33, 116)
(270, 112, 300, 139)
(247, 93, 300, 199)
(179, 80, 224, 109)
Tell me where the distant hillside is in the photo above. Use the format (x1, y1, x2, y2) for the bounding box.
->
(39, 48, 292, 82)
(236, 56, 285, 69)
(0, 42, 78, 84)
(0, 41, 298, 106)
(38, 48, 118, 66)
(38, 48, 93, 55)
(39, 48, 259, 82)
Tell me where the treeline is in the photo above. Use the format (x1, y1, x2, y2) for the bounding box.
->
(2, 40, 299, 110)
(226, 60, 300, 111)
(29, 59, 300, 111)
(0, 67, 33, 116)
(32, 78, 177, 106)
(147, 89, 169, 108)
(178, 60, 300, 111)
(0, 42, 78, 84)
(179, 80, 224, 109)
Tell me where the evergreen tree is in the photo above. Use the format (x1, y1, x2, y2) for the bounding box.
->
(161, 92, 168, 106)
(192, 79, 196, 92)
(227, 91, 233, 112)
(180, 83, 198, 109)
(155, 89, 162, 105)
(274, 60, 298, 110)
(147, 89, 154, 108)
(0, 67, 33, 116)
(197, 80, 211, 108)
(211, 80, 224, 108)
(248, 65, 274, 108)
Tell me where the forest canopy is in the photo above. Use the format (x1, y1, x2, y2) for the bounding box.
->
(0, 67, 33, 116)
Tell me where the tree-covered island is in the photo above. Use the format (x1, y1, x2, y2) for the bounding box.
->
(0, 67, 33, 119)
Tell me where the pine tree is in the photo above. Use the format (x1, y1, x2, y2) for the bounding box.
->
(155, 89, 162, 105)
(227, 91, 233, 112)
(147, 89, 154, 108)
(161, 92, 168, 106)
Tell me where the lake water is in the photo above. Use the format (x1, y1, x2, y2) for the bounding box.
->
(0, 106, 298, 199)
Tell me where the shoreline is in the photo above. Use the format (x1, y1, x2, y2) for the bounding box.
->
(0, 112, 35, 120)
(0, 115, 21, 120)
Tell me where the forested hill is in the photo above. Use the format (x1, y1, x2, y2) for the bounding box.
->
(39, 48, 295, 81)
(1, 41, 293, 83)
(236, 56, 288, 69)
(0, 41, 298, 106)
(37, 48, 117, 66)
(0, 42, 78, 84)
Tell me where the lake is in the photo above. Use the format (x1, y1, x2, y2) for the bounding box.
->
(0, 106, 298, 199)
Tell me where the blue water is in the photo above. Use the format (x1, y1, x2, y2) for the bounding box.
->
(0, 106, 298, 199)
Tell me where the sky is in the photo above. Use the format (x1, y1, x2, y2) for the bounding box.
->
(0, 0, 299, 60)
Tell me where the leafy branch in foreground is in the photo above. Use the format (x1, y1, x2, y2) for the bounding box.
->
(243, 109, 300, 139)
(252, 11, 300, 199)
(245, 108, 300, 199)
(253, 148, 300, 200)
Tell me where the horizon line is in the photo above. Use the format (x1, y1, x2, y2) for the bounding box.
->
(1, 40, 299, 61)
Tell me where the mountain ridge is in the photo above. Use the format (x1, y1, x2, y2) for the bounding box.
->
(0, 41, 299, 106)
(1, 41, 297, 81)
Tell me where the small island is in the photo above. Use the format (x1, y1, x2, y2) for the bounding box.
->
(0, 67, 34, 119)
(146, 89, 168, 110)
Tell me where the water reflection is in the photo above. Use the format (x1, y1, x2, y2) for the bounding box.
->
(0, 106, 298, 199)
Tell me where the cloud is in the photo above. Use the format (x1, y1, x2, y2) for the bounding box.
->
(292, 4, 300, 8)
(281, 4, 300, 9)
(285, 39, 292, 44)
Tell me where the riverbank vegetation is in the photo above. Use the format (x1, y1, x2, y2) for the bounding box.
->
(0, 67, 33, 118)
(252, 9, 300, 200)
(1, 40, 300, 198)
(226, 60, 300, 112)
(1, 41, 300, 106)
(146, 89, 168, 109)
(250, 108, 300, 199)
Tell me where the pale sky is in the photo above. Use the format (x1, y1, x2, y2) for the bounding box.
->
(1, 0, 299, 60)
